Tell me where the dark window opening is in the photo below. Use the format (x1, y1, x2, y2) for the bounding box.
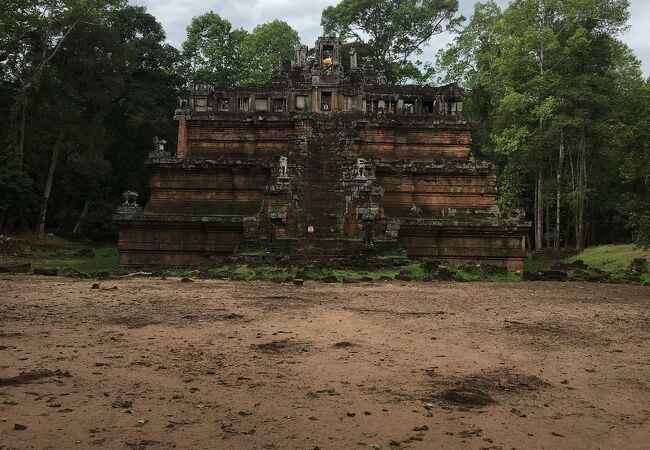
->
(321, 91, 332, 111)
(217, 98, 229, 111)
(238, 98, 249, 111)
(422, 100, 434, 114)
(273, 98, 287, 112)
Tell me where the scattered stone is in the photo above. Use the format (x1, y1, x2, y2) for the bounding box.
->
(112, 399, 133, 409)
(395, 270, 412, 281)
(629, 258, 648, 275)
(442, 386, 494, 406)
(412, 425, 429, 431)
(181, 277, 194, 283)
(91, 283, 100, 289)
(14, 423, 27, 430)
(0, 262, 32, 274)
(523, 270, 568, 282)
(346, 412, 356, 417)
(293, 278, 304, 286)
(552, 260, 588, 271)
(34, 267, 58, 276)
(360, 276, 374, 282)
(551, 431, 565, 437)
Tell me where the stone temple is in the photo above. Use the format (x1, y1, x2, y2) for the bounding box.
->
(115, 35, 530, 271)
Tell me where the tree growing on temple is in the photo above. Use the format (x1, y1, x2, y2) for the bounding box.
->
(239, 20, 301, 85)
(182, 12, 247, 87)
(321, 0, 462, 83)
(182, 14, 300, 86)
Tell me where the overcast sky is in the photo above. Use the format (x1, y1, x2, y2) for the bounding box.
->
(132, 0, 650, 76)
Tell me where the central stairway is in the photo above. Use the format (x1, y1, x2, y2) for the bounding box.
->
(297, 115, 348, 237)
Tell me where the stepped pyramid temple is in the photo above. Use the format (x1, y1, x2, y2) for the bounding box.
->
(115, 35, 530, 270)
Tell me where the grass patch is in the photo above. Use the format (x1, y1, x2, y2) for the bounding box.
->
(524, 244, 649, 284)
(564, 244, 650, 272)
(29, 247, 118, 274)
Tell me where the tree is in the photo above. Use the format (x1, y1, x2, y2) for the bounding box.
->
(620, 78, 650, 248)
(0, 2, 181, 237)
(438, 0, 640, 251)
(1, 0, 124, 165)
(321, 0, 462, 83)
(239, 20, 301, 85)
(182, 12, 247, 86)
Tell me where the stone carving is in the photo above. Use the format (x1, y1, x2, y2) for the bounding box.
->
(122, 191, 139, 207)
(279, 156, 288, 179)
(410, 204, 423, 216)
(149, 136, 170, 159)
(356, 158, 373, 180)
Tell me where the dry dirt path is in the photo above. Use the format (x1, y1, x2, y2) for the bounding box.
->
(1, 278, 649, 449)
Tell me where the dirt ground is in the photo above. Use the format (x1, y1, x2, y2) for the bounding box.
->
(0, 278, 648, 450)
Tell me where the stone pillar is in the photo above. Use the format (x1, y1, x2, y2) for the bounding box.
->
(350, 48, 357, 69)
(177, 116, 187, 159)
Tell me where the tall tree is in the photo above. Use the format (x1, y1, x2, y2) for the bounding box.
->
(620, 78, 650, 249)
(322, 0, 462, 83)
(1, 2, 181, 237)
(239, 20, 301, 85)
(438, 0, 639, 250)
(182, 12, 247, 86)
(0, 0, 123, 165)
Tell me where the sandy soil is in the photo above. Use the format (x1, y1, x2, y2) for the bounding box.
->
(0, 278, 649, 450)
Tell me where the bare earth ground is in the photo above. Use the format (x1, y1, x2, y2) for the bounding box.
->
(0, 278, 649, 450)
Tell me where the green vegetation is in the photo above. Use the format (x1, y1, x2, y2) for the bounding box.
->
(438, 0, 649, 251)
(30, 247, 119, 273)
(525, 244, 650, 284)
(4, 240, 646, 284)
(564, 245, 650, 272)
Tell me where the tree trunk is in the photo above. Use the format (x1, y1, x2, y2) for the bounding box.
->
(535, 162, 544, 251)
(73, 200, 90, 234)
(37, 129, 64, 237)
(17, 100, 27, 166)
(576, 130, 586, 250)
(555, 133, 564, 249)
(545, 200, 551, 248)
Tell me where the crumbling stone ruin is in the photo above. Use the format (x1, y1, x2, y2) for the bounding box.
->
(115, 35, 530, 270)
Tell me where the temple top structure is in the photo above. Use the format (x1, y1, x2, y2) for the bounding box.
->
(180, 34, 463, 117)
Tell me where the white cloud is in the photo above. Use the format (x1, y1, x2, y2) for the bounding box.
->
(132, 0, 649, 76)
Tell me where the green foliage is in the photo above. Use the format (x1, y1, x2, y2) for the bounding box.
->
(619, 79, 650, 248)
(438, 0, 642, 248)
(239, 20, 301, 85)
(0, 1, 182, 236)
(322, 0, 463, 83)
(181, 14, 301, 87)
(182, 12, 246, 86)
(0, 155, 34, 230)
